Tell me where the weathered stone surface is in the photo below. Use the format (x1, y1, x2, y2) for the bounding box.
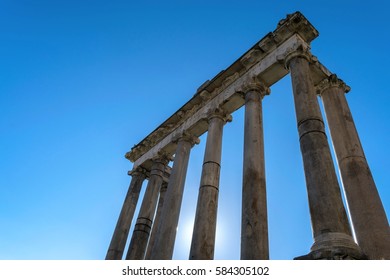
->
(241, 79, 269, 260)
(126, 157, 169, 259)
(189, 109, 230, 260)
(148, 134, 199, 260)
(286, 51, 361, 257)
(144, 182, 168, 260)
(126, 12, 323, 171)
(105, 168, 146, 260)
(319, 75, 390, 259)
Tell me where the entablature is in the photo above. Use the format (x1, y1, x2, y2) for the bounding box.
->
(126, 12, 334, 171)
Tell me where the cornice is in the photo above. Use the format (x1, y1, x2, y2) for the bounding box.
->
(126, 12, 319, 163)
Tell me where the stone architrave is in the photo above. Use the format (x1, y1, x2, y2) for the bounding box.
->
(284, 47, 363, 259)
(189, 109, 232, 260)
(149, 133, 199, 260)
(318, 75, 390, 259)
(241, 78, 270, 260)
(105, 167, 146, 260)
(126, 155, 169, 260)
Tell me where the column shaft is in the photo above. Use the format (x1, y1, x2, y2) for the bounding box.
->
(320, 75, 390, 259)
(126, 159, 167, 260)
(144, 182, 168, 259)
(189, 112, 227, 259)
(149, 134, 198, 259)
(286, 50, 361, 259)
(241, 85, 269, 260)
(105, 169, 146, 260)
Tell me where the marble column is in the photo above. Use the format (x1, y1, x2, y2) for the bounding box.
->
(189, 109, 231, 260)
(149, 133, 199, 260)
(105, 167, 146, 260)
(241, 79, 270, 260)
(144, 181, 168, 259)
(285, 47, 363, 259)
(125, 155, 169, 260)
(318, 74, 390, 259)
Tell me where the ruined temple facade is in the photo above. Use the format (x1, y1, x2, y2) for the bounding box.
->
(106, 12, 390, 260)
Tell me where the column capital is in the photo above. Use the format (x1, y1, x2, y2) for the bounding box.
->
(173, 131, 200, 147)
(240, 76, 270, 99)
(316, 74, 351, 96)
(128, 166, 148, 178)
(152, 151, 172, 166)
(206, 107, 233, 123)
(282, 45, 317, 69)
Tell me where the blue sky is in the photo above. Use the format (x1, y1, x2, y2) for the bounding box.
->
(0, 1, 389, 260)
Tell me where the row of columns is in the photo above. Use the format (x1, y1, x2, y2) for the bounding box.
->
(106, 47, 389, 260)
(285, 47, 389, 259)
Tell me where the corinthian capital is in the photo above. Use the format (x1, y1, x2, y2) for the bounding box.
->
(316, 74, 351, 95)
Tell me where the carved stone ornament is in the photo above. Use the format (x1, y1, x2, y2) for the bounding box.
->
(240, 76, 271, 98)
(282, 44, 313, 69)
(128, 166, 148, 177)
(316, 74, 351, 95)
(172, 131, 200, 147)
(222, 72, 240, 88)
(207, 107, 233, 123)
(199, 89, 211, 101)
(152, 151, 172, 165)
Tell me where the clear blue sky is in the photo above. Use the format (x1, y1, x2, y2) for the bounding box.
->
(0, 1, 389, 260)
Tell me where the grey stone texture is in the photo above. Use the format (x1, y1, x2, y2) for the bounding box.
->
(240, 81, 270, 260)
(286, 49, 362, 259)
(148, 134, 199, 260)
(319, 75, 390, 259)
(189, 109, 230, 260)
(126, 157, 168, 259)
(144, 182, 168, 259)
(105, 168, 146, 260)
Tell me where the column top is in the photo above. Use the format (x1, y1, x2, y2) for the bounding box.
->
(240, 76, 271, 98)
(206, 107, 233, 123)
(316, 74, 351, 95)
(283, 45, 317, 69)
(128, 166, 148, 177)
(173, 132, 200, 147)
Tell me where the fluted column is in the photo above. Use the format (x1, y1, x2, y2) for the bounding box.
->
(241, 79, 270, 260)
(189, 109, 232, 260)
(144, 181, 168, 259)
(149, 133, 199, 259)
(126, 155, 169, 260)
(285, 47, 363, 259)
(318, 74, 390, 259)
(105, 167, 146, 260)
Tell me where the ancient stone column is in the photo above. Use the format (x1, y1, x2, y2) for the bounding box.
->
(241, 79, 270, 260)
(105, 167, 146, 260)
(149, 133, 199, 260)
(285, 47, 363, 259)
(318, 74, 390, 259)
(144, 181, 168, 259)
(189, 109, 232, 260)
(125, 155, 169, 260)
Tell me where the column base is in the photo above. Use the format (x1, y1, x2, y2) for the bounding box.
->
(294, 232, 367, 260)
